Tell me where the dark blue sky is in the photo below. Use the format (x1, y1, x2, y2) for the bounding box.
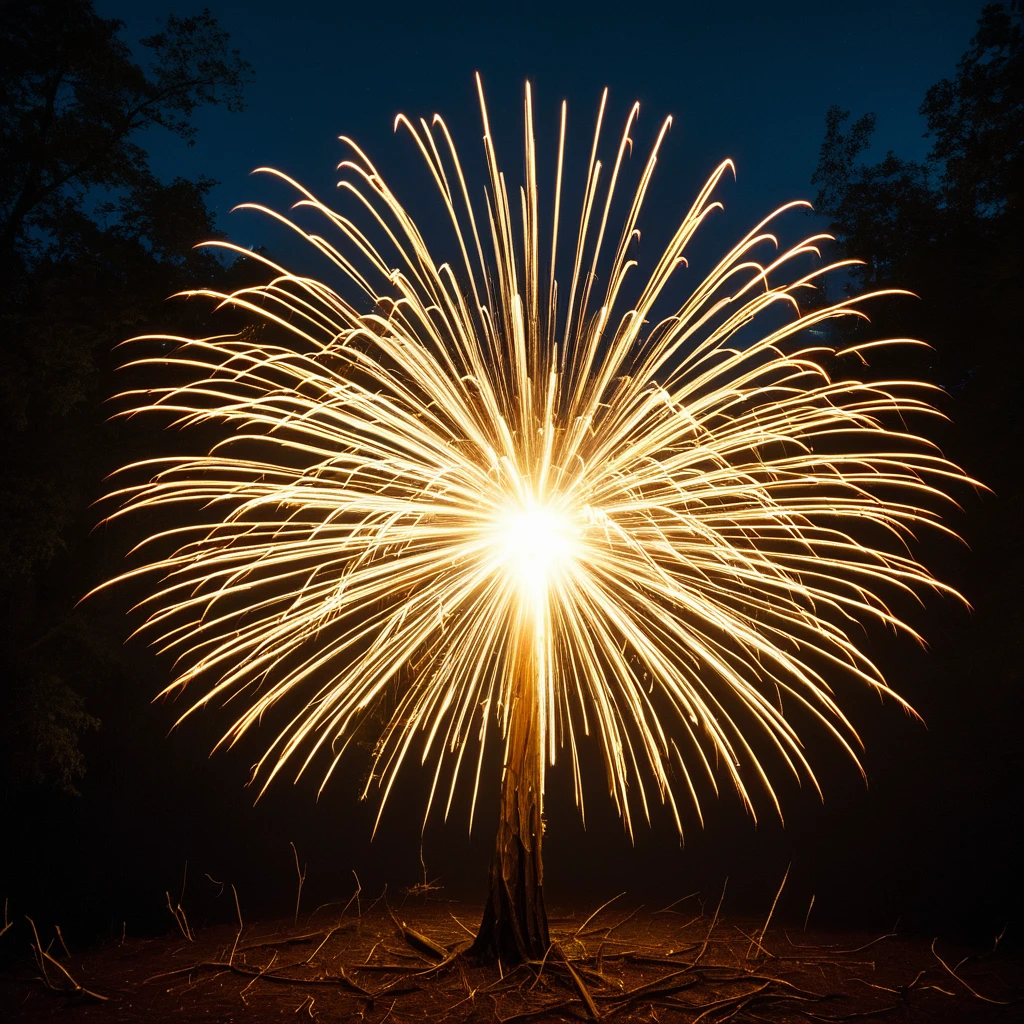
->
(97, 0, 983, 255)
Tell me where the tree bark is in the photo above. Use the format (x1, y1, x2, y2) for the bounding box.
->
(469, 654, 550, 963)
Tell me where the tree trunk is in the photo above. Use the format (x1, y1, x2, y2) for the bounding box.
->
(470, 640, 550, 962)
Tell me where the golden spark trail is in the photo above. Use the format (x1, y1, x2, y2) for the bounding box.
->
(97, 78, 975, 847)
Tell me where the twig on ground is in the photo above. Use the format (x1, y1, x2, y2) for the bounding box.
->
(373, 978, 423, 1000)
(237, 922, 349, 954)
(145, 957, 372, 995)
(799, 1007, 899, 1021)
(479, 963, 529, 993)
(166, 866, 192, 942)
(25, 916, 108, 1001)
(498, 998, 574, 1023)
(323, 870, 364, 922)
(803, 895, 815, 932)
(55, 923, 71, 959)
(304, 922, 347, 963)
(850, 969, 954, 998)
(229, 884, 244, 966)
(165, 863, 194, 942)
(527, 941, 557, 991)
(590, 905, 643, 939)
(240, 950, 278, 1000)
(931, 936, 1016, 1005)
(573, 892, 626, 938)
(166, 889, 194, 942)
(350, 870, 362, 917)
(362, 883, 389, 917)
(610, 967, 701, 1007)
(655, 891, 700, 914)
(748, 863, 789, 961)
(403, 844, 444, 901)
(290, 842, 307, 926)
(785, 932, 896, 954)
(693, 878, 727, 966)
(691, 982, 771, 1023)
(387, 903, 448, 960)
(953, 925, 1008, 972)
(552, 942, 600, 1019)
(449, 911, 476, 938)
(742, 974, 828, 999)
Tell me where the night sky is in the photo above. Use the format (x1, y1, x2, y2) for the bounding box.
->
(98, 0, 980, 243)
(32, 0, 1013, 946)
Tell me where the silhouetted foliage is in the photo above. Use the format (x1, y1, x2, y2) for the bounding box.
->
(0, 1, 252, 793)
(811, 2, 1023, 904)
(812, 1, 1021, 438)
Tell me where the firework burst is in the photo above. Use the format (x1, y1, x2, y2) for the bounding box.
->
(99, 80, 970, 947)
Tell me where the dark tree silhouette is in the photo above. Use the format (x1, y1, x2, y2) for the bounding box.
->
(811, 1, 1021, 423)
(0, 1, 251, 793)
(811, 2, 1023, 935)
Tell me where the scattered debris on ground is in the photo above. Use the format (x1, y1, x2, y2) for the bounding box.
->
(2, 890, 1020, 1022)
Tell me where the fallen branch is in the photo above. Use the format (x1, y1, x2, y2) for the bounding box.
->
(145, 958, 372, 996)
(553, 942, 600, 1019)
(25, 916, 108, 1002)
(691, 982, 771, 1023)
(609, 967, 701, 1008)
(498, 998, 575, 1023)
(931, 937, 1016, 1005)
(237, 921, 350, 954)
(387, 904, 448, 961)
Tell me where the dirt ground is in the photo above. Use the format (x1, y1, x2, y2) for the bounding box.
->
(1, 894, 1020, 1023)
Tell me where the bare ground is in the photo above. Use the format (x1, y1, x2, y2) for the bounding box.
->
(1, 892, 1020, 1023)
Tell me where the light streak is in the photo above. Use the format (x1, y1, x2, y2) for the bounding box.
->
(97, 79, 975, 839)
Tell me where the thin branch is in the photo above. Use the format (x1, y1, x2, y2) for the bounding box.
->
(449, 911, 476, 938)
(573, 892, 627, 938)
(55, 924, 71, 959)
(803, 894, 816, 931)
(387, 904, 448, 961)
(748, 862, 789, 960)
(228, 884, 244, 966)
(25, 917, 108, 1001)
(290, 841, 307, 925)
(931, 937, 1016, 1005)
(553, 942, 600, 1019)
(693, 878, 727, 966)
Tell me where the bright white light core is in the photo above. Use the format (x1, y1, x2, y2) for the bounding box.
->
(496, 503, 577, 599)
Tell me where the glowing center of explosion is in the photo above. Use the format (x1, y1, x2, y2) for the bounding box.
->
(497, 502, 577, 599)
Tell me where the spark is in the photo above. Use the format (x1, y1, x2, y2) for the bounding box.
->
(96, 78, 975, 840)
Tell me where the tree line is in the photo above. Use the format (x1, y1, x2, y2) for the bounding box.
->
(1, 0, 252, 791)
